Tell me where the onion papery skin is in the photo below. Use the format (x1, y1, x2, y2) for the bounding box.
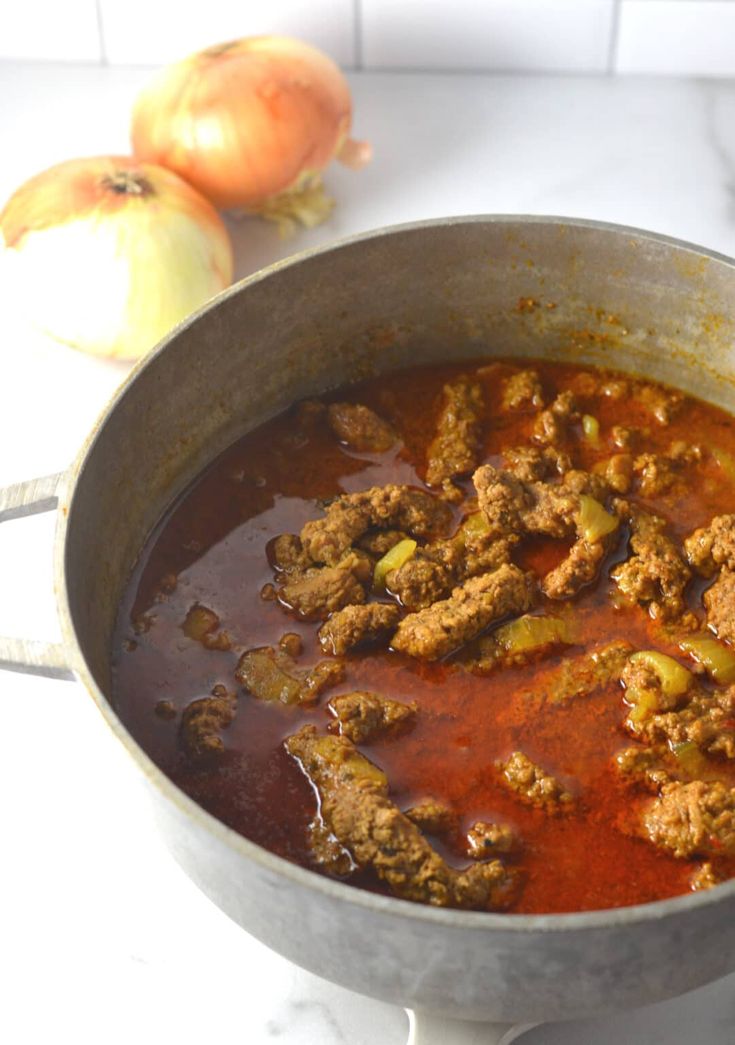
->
(0, 156, 233, 360)
(130, 36, 362, 216)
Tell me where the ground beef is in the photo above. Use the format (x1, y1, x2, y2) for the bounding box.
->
(270, 533, 314, 573)
(391, 564, 535, 661)
(357, 529, 409, 557)
(498, 750, 574, 812)
(542, 539, 606, 599)
(596, 454, 633, 494)
(521, 640, 633, 706)
(328, 690, 417, 743)
(473, 464, 580, 541)
(387, 533, 515, 612)
(642, 780, 735, 858)
(300, 484, 452, 566)
(404, 800, 458, 835)
(560, 469, 611, 501)
(621, 655, 691, 714)
(285, 726, 517, 910)
(633, 453, 680, 497)
(180, 684, 237, 759)
(634, 687, 735, 758)
(611, 500, 691, 620)
(611, 425, 636, 450)
(532, 390, 580, 446)
(327, 402, 397, 452)
(236, 646, 343, 705)
(502, 445, 570, 483)
(704, 569, 735, 642)
(690, 862, 722, 890)
(501, 369, 544, 411)
(614, 745, 672, 792)
(685, 515, 735, 577)
(425, 377, 484, 490)
(466, 821, 517, 857)
(318, 602, 401, 655)
(278, 552, 371, 620)
(635, 383, 683, 425)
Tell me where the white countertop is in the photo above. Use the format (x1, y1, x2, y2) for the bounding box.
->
(2, 60, 735, 1045)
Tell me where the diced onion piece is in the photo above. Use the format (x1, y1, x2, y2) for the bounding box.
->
(374, 538, 417, 590)
(672, 740, 707, 776)
(713, 446, 735, 482)
(576, 495, 618, 543)
(582, 414, 600, 445)
(627, 689, 659, 726)
(462, 511, 491, 536)
(629, 650, 693, 699)
(494, 614, 572, 654)
(183, 604, 220, 640)
(680, 635, 735, 685)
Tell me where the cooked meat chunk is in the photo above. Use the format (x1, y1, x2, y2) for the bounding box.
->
(358, 529, 409, 557)
(635, 382, 683, 426)
(327, 402, 397, 452)
(633, 443, 700, 498)
(182, 604, 231, 651)
(522, 482, 581, 539)
(690, 862, 722, 891)
(704, 569, 735, 643)
(595, 454, 633, 494)
(502, 445, 570, 483)
(278, 552, 370, 620)
(270, 533, 313, 574)
(318, 602, 401, 655)
(278, 632, 303, 657)
(600, 378, 629, 400)
(155, 699, 177, 720)
(532, 391, 580, 446)
(632, 687, 735, 758)
(392, 564, 535, 661)
(425, 377, 484, 489)
(285, 726, 517, 910)
(180, 684, 237, 759)
(612, 425, 636, 450)
(642, 780, 735, 858)
(542, 539, 605, 599)
(685, 515, 735, 577)
(560, 469, 611, 501)
(466, 821, 517, 857)
(404, 800, 458, 835)
(328, 690, 416, 743)
(388, 555, 452, 611)
(387, 530, 515, 612)
(611, 500, 690, 620)
(301, 484, 452, 566)
(498, 751, 574, 812)
(522, 640, 633, 707)
(501, 369, 544, 411)
(473, 465, 531, 538)
(614, 746, 672, 792)
(236, 646, 343, 705)
(307, 815, 354, 876)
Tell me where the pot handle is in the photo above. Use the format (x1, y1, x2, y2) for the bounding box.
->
(406, 1010, 539, 1045)
(0, 472, 75, 681)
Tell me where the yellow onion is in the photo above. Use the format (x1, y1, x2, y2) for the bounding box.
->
(130, 35, 371, 232)
(0, 155, 233, 360)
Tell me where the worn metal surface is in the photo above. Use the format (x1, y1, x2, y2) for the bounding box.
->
(16, 216, 735, 1021)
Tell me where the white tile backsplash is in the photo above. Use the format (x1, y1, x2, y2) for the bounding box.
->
(616, 1, 735, 77)
(0, 0, 101, 61)
(98, 0, 355, 66)
(361, 0, 616, 72)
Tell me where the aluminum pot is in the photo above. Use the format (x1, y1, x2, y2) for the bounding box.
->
(4, 216, 735, 1045)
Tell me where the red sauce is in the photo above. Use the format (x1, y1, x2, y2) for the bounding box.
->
(112, 359, 735, 914)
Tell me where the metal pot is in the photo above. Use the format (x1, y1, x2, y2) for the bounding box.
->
(4, 216, 735, 1045)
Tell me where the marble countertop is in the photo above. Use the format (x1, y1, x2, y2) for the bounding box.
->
(2, 60, 735, 1045)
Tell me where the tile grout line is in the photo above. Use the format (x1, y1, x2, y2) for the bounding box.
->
(95, 0, 108, 66)
(353, 0, 363, 71)
(607, 0, 622, 76)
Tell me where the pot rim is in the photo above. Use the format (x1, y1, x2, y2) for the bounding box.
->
(56, 213, 735, 935)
